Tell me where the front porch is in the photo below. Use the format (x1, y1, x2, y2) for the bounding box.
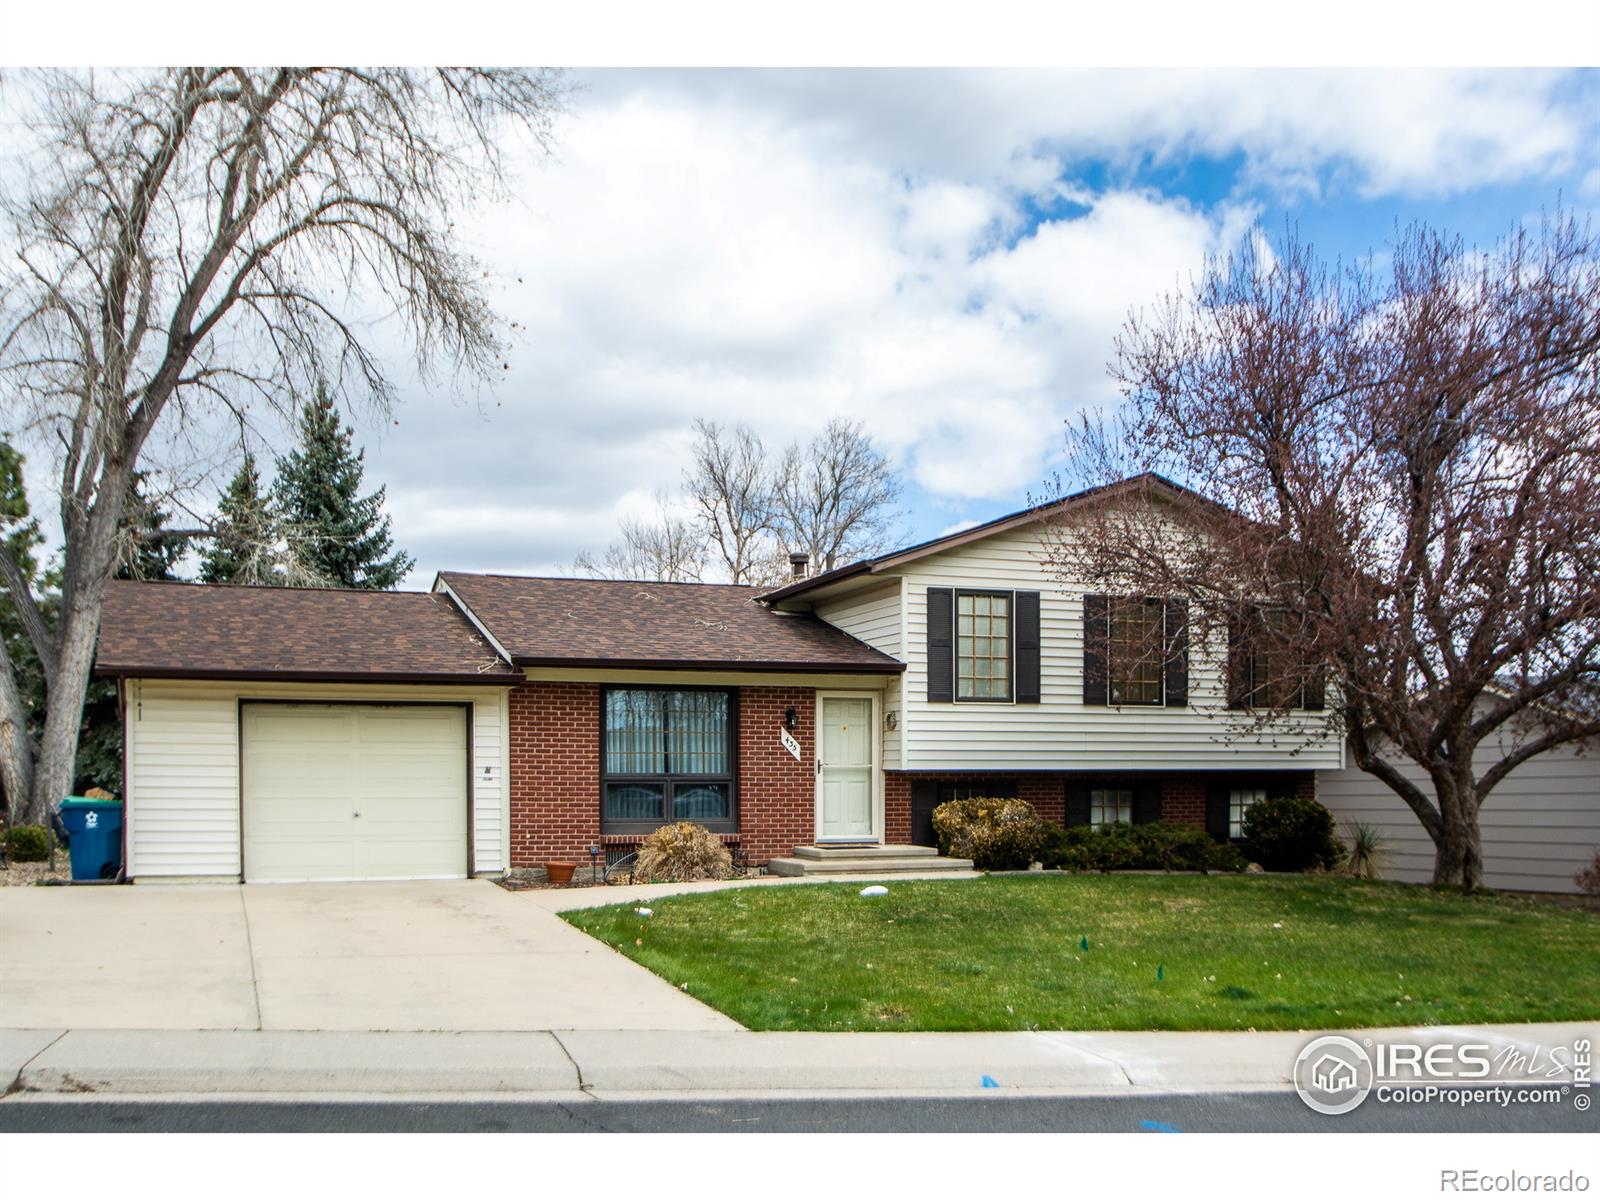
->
(766, 843, 974, 876)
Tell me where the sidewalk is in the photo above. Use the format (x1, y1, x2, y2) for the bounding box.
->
(4, 1023, 1592, 1100)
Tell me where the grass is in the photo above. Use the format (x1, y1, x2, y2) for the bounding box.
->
(563, 875, 1600, 1032)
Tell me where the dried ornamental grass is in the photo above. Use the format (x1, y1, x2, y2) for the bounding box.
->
(633, 821, 736, 883)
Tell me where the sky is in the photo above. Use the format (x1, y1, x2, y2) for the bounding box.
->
(18, 67, 1600, 587)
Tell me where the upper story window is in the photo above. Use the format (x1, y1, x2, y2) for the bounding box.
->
(1082, 594, 1187, 709)
(1108, 596, 1164, 706)
(956, 591, 1011, 700)
(601, 687, 736, 833)
(1090, 787, 1134, 827)
(1231, 609, 1326, 711)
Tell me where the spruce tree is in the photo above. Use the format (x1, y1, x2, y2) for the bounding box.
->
(271, 388, 414, 590)
(199, 453, 279, 585)
(117, 474, 190, 581)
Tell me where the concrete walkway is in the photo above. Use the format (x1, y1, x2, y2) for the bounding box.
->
(0, 879, 737, 1032)
(3, 1023, 1593, 1099)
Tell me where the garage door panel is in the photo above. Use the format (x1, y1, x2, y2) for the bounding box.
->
(243, 704, 468, 882)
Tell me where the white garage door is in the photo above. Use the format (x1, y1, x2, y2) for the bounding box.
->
(242, 703, 469, 882)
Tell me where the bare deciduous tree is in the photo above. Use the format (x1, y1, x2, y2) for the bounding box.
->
(572, 493, 706, 583)
(773, 418, 902, 573)
(577, 417, 904, 586)
(1054, 216, 1600, 892)
(0, 67, 564, 825)
(685, 418, 774, 584)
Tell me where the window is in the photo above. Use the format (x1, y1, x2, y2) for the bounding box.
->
(1229, 787, 1267, 840)
(939, 780, 1018, 804)
(601, 688, 736, 832)
(1090, 787, 1133, 828)
(956, 591, 1011, 700)
(1108, 597, 1164, 705)
(1234, 609, 1323, 710)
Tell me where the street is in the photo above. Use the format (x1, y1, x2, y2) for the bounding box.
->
(2, 1087, 1593, 1133)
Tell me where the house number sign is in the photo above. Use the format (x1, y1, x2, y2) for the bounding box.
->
(779, 727, 801, 762)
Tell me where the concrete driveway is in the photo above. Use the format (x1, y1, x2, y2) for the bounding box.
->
(0, 880, 738, 1033)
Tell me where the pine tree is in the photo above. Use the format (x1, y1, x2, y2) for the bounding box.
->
(271, 388, 414, 590)
(117, 474, 190, 581)
(199, 454, 280, 585)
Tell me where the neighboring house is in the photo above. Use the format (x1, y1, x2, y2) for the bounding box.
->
(1318, 725, 1600, 895)
(96, 474, 1344, 884)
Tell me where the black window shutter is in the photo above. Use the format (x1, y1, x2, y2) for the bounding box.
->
(911, 780, 940, 848)
(927, 588, 954, 703)
(1226, 613, 1250, 710)
(1082, 593, 1109, 705)
(1015, 590, 1041, 703)
(1133, 781, 1163, 824)
(1303, 666, 1327, 711)
(1205, 779, 1231, 842)
(1065, 782, 1091, 827)
(1164, 597, 1189, 707)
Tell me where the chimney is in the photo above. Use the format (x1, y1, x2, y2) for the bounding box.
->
(788, 552, 810, 580)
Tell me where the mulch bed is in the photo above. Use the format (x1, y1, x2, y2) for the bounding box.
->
(0, 858, 73, 886)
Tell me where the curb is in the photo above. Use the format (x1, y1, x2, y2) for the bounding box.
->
(4, 1023, 1591, 1099)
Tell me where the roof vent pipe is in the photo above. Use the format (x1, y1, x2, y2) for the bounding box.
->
(788, 552, 810, 580)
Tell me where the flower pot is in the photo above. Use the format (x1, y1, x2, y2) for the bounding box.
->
(544, 861, 579, 885)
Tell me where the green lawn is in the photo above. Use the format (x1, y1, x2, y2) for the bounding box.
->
(563, 875, 1600, 1031)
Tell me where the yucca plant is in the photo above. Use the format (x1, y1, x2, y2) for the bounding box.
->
(1344, 822, 1390, 880)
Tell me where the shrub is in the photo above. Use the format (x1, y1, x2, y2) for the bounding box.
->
(632, 821, 735, 883)
(1037, 821, 1245, 873)
(4, 823, 51, 863)
(1574, 850, 1600, 896)
(931, 796, 1048, 871)
(1344, 821, 1390, 880)
(1242, 795, 1347, 872)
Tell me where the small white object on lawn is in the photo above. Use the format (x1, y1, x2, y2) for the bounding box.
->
(635, 907, 654, 917)
(860, 885, 888, 897)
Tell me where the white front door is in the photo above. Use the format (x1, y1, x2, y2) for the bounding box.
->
(817, 694, 876, 841)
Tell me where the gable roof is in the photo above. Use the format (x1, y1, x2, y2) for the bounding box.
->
(96, 579, 523, 685)
(436, 572, 903, 674)
(759, 472, 1203, 604)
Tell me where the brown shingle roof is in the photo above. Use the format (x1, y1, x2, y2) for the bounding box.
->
(437, 573, 903, 673)
(96, 579, 523, 685)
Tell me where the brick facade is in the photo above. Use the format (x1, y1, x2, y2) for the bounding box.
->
(885, 769, 1316, 842)
(507, 680, 815, 867)
(508, 681, 602, 865)
(508, 678, 1319, 866)
(733, 686, 816, 864)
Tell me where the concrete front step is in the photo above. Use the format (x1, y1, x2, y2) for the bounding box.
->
(792, 843, 939, 861)
(766, 853, 975, 877)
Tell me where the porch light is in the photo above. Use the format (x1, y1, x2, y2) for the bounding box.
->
(784, 706, 799, 731)
(885, 710, 899, 731)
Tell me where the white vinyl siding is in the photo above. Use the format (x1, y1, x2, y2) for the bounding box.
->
(122, 679, 510, 881)
(861, 521, 1341, 772)
(1318, 735, 1600, 894)
(815, 582, 904, 768)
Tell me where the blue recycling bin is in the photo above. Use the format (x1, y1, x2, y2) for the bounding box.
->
(58, 796, 123, 881)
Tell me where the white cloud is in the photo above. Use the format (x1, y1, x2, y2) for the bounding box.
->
(88, 69, 1593, 586)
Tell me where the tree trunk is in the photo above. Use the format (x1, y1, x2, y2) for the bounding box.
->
(20, 587, 104, 826)
(1428, 761, 1485, 894)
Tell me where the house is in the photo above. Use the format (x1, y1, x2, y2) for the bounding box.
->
(1318, 725, 1600, 895)
(95, 474, 1345, 884)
